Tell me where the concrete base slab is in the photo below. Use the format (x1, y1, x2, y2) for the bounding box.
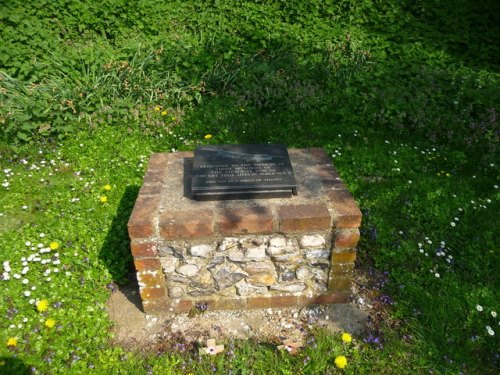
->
(107, 282, 369, 349)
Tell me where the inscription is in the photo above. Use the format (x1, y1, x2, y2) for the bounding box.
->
(191, 144, 297, 199)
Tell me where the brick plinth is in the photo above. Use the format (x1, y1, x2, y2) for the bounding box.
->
(128, 148, 361, 314)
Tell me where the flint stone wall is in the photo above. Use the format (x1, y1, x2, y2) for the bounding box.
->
(151, 233, 331, 300)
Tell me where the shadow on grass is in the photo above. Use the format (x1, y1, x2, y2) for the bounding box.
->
(99, 185, 139, 289)
(0, 356, 29, 374)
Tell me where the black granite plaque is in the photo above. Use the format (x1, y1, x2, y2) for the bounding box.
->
(191, 144, 297, 200)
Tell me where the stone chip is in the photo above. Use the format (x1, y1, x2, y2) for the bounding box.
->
(177, 264, 200, 277)
(300, 234, 326, 248)
(189, 244, 214, 258)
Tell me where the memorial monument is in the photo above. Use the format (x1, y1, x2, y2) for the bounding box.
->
(128, 145, 361, 314)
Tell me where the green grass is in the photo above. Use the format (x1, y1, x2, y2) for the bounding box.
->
(1, 1, 499, 374)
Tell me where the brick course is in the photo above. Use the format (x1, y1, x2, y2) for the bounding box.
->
(277, 204, 331, 232)
(127, 195, 160, 238)
(327, 190, 362, 228)
(218, 206, 273, 235)
(159, 209, 214, 238)
(334, 228, 361, 248)
(131, 241, 158, 258)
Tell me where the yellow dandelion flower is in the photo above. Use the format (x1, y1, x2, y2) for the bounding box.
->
(36, 299, 49, 312)
(49, 242, 59, 250)
(204, 134, 212, 139)
(154, 106, 161, 112)
(341, 332, 352, 343)
(6, 337, 17, 347)
(103, 184, 112, 191)
(335, 355, 348, 369)
(100, 196, 108, 203)
(161, 110, 168, 116)
(45, 318, 56, 328)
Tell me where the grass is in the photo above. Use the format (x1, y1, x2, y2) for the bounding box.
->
(1, 1, 499, 374)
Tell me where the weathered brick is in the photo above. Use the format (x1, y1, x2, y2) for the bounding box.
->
(139, 286, 166, 300)
(144, 170, 169, 185)
(300, 292, 349, 305)
(159, 209, 214, 238)
(171, 299, 195, 312)
(247, 295, 299, 309)
(147, 153, 170, 171)
(142, 299, 171, 314)
(134, 258, 162, 272)
(218, 207, 273, 235)
(334, 228, 360, 248)
(137, 271, 165, 289)
(317, 166, 346, 190)
(327, 190, 362, 228)
(308, 148, 332, 165)
(277, 204, 331, 232)
(328, 277, 352, 291)
(168, 151, 193, 161)
(127, 195, 160, 238)
(205, 298, 247, 311)
(331, 263, 355, 276)
(131, 241, 158, 258)
(138, 184, 163, 196)
(332, 251, 357, 263)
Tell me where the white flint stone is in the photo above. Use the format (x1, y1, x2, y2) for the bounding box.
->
(270, 282, 307, 293)
(190, 244, 213, 258)
(296, 266, 313, 280)
(168, 286, 185, 298)
(236, 281, 268, 296)
(160, 257, 178, 274)
(300, 234, 325, 248)
(177, 264, 199, 277)
(228, 248, 245, 262)
(244, 246, 266, 261)
(219, 238, 239, 252)
(269, 236, 287, 248)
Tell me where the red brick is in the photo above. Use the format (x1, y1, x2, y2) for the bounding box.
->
(218, 206, 273, 235)
(137, 271, 165, 289)
(334, 228, 360, 248)
(138, 184, 163, 196)
(134, 258, 162, 272)
(300, 292, 349, 305)
(327, 190, 362, 228)
(171, 299, 195, 312)
(331, 263, 355, 276)
(328, 277, 352, 291)
(147, 153, 170, 171)
(316, 166, 346, 190)
(168, 151, 193, 161)
(308, 148, 332, 165)
(247, 295, 299, 309)
(127, 195, 160, 238)
(139, 286, 166, 300)
(142, 299, 171, 314)
(143, 169, 168, 184)
(205, 298, 247, 311)
(131, 242, 158, 258)
(332, 251, 357, 263)
(159, 209, 214, 238)
(277, 204, 331, 232)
